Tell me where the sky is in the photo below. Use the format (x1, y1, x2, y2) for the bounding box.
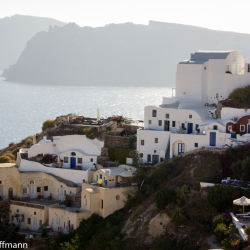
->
(1, 0, 250, 34)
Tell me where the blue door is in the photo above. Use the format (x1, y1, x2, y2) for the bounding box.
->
(231, 132, 236, 139)
(248, 125, 250, 133)
(210, 132, 216, 146)
(188, 123, 193, 134)
(178, 143, 185, 155)
(70, 157, 76, 169)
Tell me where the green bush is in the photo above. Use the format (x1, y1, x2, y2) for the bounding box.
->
(4, 152, 15, 160)
(0, 155, 15, 163)
(213, 215, 231, 229)
(170, 207, 187, 225)
(155, 188, 175, 210)
(175, 185, 189, 206)
(244, 226, 250, 235)
(206, 185, 237, 212)
(8, 142, 15, 147)
(42, 119, 54, 131)
(108, 148, 131, 164)
(214, 223, 228, 241)
(128, 136, 136, 150)
(228, 85, 250, 108)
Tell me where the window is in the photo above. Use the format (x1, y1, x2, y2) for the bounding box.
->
(71, 152, 76, 156)
(148, 120, 152, 124)
(166, 114, 169, 119)
(147, 154, 151, 162)
(34, 212, 36, 215)
(228, 125, 232, 131)
(172, 121, 176, 127)
(152, 110, 157, 117)
(30, 181, 34, 185)
(204, 67, 206, 70)
(160, 157, 164, 162)
(182, 123, 185, 129)
(64, 222, 65, 228)
(155, 138, 158, 143)
(90, 158, 93, 162)
(44, 186, 48, 191)
(64, 157, 68, 163)
(189, 115, 192, 118)
(158, 120, 162, 126)
(216, 93, 219, 98)
(141, 140, 144, 146)
(248, 64, 250, 73)
(139, 153, 143, 158)
(85, 199, 87, 205)
(23, 188, 27, 194)
(28, 218, 31, 224)
(0, 181, 1, 184)
(240, 125, 245, 132)
(78, 158, 82, 164)
(116, 195, 120, 200)
(101, 199, 103, 209)
(39, 220, 42, 227)
(16, 209, 19, 212)
(227, 65, 230, 71)
(154, 150, 156, 153)
(194, 143, 198, 147)
(100, 174, 102, 179)
(213, 125, 218, 130)
(64, 190, 66, 196)
(37, 187, 41, 193)
(183, 91, 186, 95)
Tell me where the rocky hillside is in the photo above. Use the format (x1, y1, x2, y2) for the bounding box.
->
(5, 20, 250, 87)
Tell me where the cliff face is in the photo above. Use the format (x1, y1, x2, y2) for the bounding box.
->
(0, 15, 66, 69)
(5, 20, 250, 87)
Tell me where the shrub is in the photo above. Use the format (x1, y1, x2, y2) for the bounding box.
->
(155, 188, 175, 210)
(42, 119, 54, 131)
(175, 185, 189, 206)
(228, 85, 250, 109)
(25, 137, 33, 145)
(170, 207, 186, 225)
(8, 142, 15, 147)
(41, 228, 48, 237)
(0, 155, 15, 163)
(108, 148, 131, 164)
(40, 154, 57, 164)
(206, 185, 237, 212)
(213, 214, 231, 229)
(153, 236, 173, 250)
(4, 152, 15, 161)
(244, 226, 250, 235)
(214, 223, 228, 241)
(128, 136, 136, 149)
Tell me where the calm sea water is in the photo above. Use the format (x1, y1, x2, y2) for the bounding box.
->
(0, 73, 172, 149)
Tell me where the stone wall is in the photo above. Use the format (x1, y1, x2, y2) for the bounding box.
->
(97, 156, 109, 166)
(101, 147, 109, 157)
(104, 135, 130, 148)
(124, 124, 139, 135)
(175, 147, 226, 158)
(10, 200, 45, 210)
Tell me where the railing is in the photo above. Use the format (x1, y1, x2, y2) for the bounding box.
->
(231, 212, 248, 241)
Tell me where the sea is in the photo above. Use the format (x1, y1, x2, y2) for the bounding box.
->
(0, 72, 172, 149)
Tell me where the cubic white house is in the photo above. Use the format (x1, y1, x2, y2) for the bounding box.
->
(137, 51, 250, 163)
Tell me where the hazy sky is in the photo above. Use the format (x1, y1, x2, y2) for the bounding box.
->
(1, 0, 250, 34)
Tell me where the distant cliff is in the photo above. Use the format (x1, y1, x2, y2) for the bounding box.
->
(5, 20, 250, 87)
(0, 14, 66, 69)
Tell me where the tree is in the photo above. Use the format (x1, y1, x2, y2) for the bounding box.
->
(231, 157, 250, 184)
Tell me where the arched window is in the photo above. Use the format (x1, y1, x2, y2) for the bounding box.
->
(30, 181, 34, 185)
(71, 152, 76, 156)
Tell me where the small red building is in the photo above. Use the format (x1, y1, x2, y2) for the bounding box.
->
(226, 115, 250, 134)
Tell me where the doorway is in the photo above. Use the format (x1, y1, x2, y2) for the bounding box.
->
(164, 121, 170, 131)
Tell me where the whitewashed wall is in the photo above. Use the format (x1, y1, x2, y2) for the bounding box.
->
(19, 159, 91, 185)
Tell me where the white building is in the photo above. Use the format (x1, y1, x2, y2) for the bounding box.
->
(17, 135, 104, 185)
(137, 51, 250, 163)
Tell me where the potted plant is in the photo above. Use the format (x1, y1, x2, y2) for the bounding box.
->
(196, 128, 200, 134)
